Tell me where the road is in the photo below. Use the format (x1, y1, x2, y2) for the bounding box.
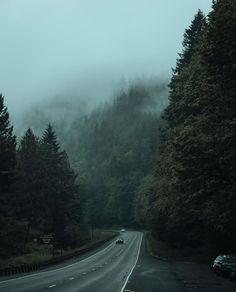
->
(123, 233, 185, 292)
(0, 231, 187, 292)
(0, 231, 143, 292)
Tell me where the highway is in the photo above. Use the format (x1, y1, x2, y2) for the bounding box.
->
(0, 231, 143, 292)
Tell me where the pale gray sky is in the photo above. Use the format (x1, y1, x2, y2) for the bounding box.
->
(0, 0, 212, 121)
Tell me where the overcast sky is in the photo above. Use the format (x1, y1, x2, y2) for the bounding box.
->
(0, 0, 212, 121)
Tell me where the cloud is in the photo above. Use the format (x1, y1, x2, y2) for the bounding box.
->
(0, 0, 212, 122)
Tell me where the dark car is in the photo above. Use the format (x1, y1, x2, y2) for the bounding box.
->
(211, 255, 236, 277)
(116, 238, 124, 244)
(229, 270, 236, 282)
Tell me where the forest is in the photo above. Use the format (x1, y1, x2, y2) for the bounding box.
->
(0, 0, 235, 259)
(135, 0, 236, 252)
(0, 103, 85, 258)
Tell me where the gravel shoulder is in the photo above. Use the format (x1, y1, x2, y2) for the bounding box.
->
(147, 232, 236, 291)
(173, 261, 236, 292)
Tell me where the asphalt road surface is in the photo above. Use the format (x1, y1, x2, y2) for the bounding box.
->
(0, 231, 143, 292)
(0, 231, 187, 292)
(122, 233, 185, 292)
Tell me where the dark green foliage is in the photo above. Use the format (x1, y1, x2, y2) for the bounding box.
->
(0, 118, 85, 258)
(175, 10, 206, 74)
(0, 217, 27, 258)
(2, 0, 235, 258)
(0, 95, 17, 257)
(14, 128, 42, 243)
(74, 83, 167, 227)
(37, 125, 82, 247)
(0, 94, 16, 201)
(136, 1, 236, 252)
(165, 11, 206, 127)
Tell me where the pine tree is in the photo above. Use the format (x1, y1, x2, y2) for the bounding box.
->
(175, 10, 206, 74)
(165, 10, 206, 127)
(147, 11, 209, 247)
(0, 95, 23, 258)
(15, 128, 41, 242)
(198, 0, 236, 249)
(0, 94, 16, 212)
(40, 124, 80, 247)
(148, 1, 236, 250)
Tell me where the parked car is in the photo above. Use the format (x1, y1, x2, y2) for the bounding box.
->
(116, 238, 124, 244)
(229, 270, 236, 282)
(121, 228, 125, 232)
(211, 255, 236, 277)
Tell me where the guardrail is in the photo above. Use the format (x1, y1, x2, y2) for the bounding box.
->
(0, 232, 118, 277)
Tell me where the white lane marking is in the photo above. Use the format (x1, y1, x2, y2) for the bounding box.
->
(0, 238, 116, 284)
(120, 234, 142, 292)
(48, 284, 56, 288)
(69, 277, 74, 280)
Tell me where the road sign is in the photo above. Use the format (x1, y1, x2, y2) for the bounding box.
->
(39, 233, 55, 244)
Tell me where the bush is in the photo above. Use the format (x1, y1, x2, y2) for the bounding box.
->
(0, 217, 28, 258)
(55, 224, 90, 249)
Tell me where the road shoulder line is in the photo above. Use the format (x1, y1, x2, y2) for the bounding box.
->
(120, 234, 143, 292)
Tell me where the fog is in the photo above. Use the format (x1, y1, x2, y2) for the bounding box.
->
(0, 0, 212, 126)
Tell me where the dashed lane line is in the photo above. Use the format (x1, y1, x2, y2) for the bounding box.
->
(116, 239, 131, 257)
(0, 237, 116, 284)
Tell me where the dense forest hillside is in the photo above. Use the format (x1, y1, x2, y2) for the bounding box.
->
(135, 0, 236, 252)
(19, 80, 168, 227)
(73, 83, 168, 226)
(1, 0, 235, 260)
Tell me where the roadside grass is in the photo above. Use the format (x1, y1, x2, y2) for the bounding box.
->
(0, 230, 116, 269)
(58, 230, 116, 256)
(146, 232, 214, 264)
(0, 246, 53, 268)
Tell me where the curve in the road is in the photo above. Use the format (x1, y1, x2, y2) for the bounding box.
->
(0, 231, 143, 292)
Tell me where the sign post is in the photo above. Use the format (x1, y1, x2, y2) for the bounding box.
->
(39, 233, 55, 244)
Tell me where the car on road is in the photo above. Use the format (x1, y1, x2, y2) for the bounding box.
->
(116, 238, 124, 244)
(211, 255, 236, 277)
(121, 228, 125, 232)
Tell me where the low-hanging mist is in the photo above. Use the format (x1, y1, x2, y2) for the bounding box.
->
(20, 78, 169, 160)
(17, 78, 168, 226)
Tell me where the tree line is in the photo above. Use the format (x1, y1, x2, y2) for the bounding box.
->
(73, 82, 167, 227)
(2, 0, 235, 258)
(135, 0, 236, 252)
(0, 95, 85, 258)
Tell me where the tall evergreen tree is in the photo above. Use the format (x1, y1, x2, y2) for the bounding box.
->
(141, 1, 236, 251)
(0, 94, 21, 258)
(198, 0, 236, 249)
(15, 128, 41, 242)
(143, 11, 209, 247)
(40, 124, 81, 247)
(165, 10, 206, 127)
(0, 94, 16, 197)
(175, 10, 206, 74)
